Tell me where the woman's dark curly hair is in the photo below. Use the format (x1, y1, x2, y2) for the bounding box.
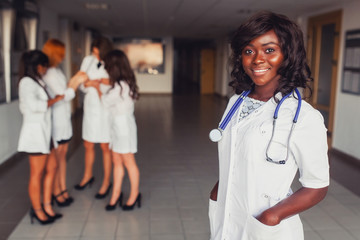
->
(104, 49, 139, 100)
(229, 11, 312, 98)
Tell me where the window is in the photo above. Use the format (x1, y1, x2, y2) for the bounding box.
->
(114, 38, 165, 74)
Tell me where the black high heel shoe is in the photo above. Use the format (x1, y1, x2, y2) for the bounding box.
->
(29, 208, 54, 225)
(95, 183, 112, 199)
(105, 192, 123, 211)
(42, 203, 62, 220)
(122, 193, 141, 211)
(52, 193, 70, 207)
(61, 189, 74, 204)
(74, 176, 95, 190)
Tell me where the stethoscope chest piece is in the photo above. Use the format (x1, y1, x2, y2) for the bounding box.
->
(209, 128, 222, 142)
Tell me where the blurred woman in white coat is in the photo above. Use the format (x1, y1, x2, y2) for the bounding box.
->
(95, 50, 141, 211)
(18, 50, 64, 225)
(75, 37, 113, 199)
(42, 39, 88, 210)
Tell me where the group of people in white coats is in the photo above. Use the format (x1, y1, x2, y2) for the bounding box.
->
(74, 37, 141, 211)
(17, 36, 141, 225)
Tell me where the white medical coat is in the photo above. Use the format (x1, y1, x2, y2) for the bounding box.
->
(101, 81, 137, 154)
(17, 77, 52, 154)
(209, 92, 329, 240)
(79, 55, 111, 143)
(43, 67, 75, 142)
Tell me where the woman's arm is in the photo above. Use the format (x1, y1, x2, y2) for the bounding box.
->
(67, 71, 88, 91)
(100, 78, 111, 85)
(257, 186, 328, 226)
(83, 80, 102, 97)
(48, 95, 64, 107)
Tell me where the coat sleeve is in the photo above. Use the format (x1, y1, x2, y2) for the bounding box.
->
(63, 88, 75, 101)
(101, 86, 118, 109)
(291, 108, 330, 189)
(79, 56, 95, 93)
(19, 78, 48, 114)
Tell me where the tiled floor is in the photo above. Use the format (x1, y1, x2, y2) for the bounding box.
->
(3, 94, 360, 240)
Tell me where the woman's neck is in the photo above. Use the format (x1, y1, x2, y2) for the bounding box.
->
(248, 89, 274, 102)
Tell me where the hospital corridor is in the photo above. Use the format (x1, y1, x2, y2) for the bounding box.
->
(1, 0, 360, 239)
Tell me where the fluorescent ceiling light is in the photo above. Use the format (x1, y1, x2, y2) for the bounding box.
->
(84, 3, 109, 10)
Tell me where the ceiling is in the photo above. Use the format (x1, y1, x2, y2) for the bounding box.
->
(37, 0, 352, 39)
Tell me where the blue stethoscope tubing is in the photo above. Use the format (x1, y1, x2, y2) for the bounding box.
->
(209, 90, 251, 142)
(209, 88, 302, 164)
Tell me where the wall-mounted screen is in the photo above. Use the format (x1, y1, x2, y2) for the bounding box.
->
(114, 38, 165, 74)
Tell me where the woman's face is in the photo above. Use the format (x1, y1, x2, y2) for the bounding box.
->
(37, 64, 48, 76)
(54, 50, 65, 66)
(242, 29, 284, 90)
(92, 47, 100, 61)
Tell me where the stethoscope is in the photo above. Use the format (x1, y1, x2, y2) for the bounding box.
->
(209, 88, 302, 165)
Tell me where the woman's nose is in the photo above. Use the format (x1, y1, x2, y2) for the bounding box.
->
(253, 52, 265, 64)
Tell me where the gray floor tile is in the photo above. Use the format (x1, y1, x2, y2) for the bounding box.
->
(185, 233, 210, 240)
(116, 219, 150, 236)
(317, 229, 357, 240)
(182, 219, 210, 234)
(150, 234, 185, 240)
(303, 230, 322, 240)
(81, 221, 117, 238)
(150, 220, 183, 235)
(45, 222, 84, 238)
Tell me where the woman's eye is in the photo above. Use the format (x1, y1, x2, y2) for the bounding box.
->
(244, 49, 253, 55)
(265, 48, 275, 53)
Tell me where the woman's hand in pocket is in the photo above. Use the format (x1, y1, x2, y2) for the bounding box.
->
(256, 209, 280, 226)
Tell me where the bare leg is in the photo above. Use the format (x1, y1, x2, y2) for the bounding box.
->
(122, 153, 140, 205)
(80, 140, 95, 185)
(53, 145, 66, 203)
(28, 154, 49, 221)
(108, 151, 124, 205)
(57, 143, 69, 197)
(98, 143, 112, 194)
(43, 149, 58, 215)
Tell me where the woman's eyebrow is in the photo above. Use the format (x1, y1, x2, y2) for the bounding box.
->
(247, 42, 280, 47)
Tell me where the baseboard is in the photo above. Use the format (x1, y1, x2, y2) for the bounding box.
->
(0, 152, 27, 174)
(329, 148, 360, 168)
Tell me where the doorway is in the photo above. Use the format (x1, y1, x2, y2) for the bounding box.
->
(307, 10, 342, 147)
(173, 39, 215, 95)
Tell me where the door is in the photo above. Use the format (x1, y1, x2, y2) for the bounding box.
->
(307, 10, 342, 147)
(200, 49, 215, 94)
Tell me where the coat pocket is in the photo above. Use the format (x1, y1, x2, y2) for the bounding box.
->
(208, 199, 218, 239)
(244, 214, 283, 239)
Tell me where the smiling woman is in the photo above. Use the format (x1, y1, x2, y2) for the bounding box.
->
(241, 29, 284, 101)
(208, 11, 329, 240)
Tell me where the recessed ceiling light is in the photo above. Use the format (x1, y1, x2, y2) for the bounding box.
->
(237, 9, 252, 14)
(84, 3, 109, 10)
